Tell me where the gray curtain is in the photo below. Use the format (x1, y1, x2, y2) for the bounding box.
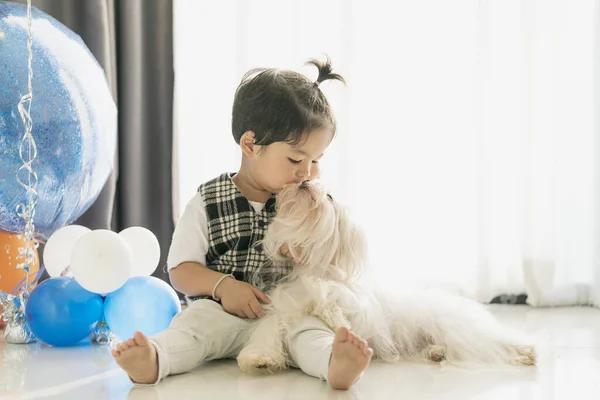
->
(14, 0, 175, 286)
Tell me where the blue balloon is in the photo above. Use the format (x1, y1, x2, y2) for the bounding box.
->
(104, 276, 181, 341)
(0, 2, 117, 239)
(25, 276, 104, 347)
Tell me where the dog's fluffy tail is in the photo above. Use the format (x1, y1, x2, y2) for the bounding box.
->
(365, 289, 536, 367)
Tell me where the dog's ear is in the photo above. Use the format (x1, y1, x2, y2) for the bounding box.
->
(332, 203, 368, 280)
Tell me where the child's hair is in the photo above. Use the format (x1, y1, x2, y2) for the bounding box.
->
(232, 56, 345, 147)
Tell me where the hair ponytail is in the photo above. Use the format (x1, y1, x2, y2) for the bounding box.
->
(306, 55, 346, 86)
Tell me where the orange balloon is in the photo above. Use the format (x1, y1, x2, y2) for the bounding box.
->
(0, 230, 41, 324)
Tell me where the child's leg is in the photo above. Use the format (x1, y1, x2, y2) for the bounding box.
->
(286, 316, 333, 380)
(286, 316, 373, 390)
(113, 299, 252, 385)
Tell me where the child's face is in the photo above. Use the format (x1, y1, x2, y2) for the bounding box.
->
(254, 128, 333, 194)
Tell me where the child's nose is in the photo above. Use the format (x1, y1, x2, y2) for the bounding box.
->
(297, 166, 311, 179)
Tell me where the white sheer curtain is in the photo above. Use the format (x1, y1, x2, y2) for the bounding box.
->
(173, 0, 600, 306)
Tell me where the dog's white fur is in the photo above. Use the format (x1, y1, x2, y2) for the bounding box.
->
(237, 181, 536, 374)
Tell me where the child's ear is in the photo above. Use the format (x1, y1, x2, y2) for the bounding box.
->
(240, 131, 257, 156)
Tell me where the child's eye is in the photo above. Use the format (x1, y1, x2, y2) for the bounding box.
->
(287, 158, 302, 164)
(312, 160, 320, 164)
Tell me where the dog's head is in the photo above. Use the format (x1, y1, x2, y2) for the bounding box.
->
(263, 180, 368, 282)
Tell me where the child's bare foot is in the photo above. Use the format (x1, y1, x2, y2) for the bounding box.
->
(327, 327, 373, 390)
(112, 331, 159, 384)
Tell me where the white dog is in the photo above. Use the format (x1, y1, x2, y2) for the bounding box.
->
(237, 181, 536, 374)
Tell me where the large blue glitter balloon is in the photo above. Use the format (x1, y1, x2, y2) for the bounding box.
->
(0, 2, 117, 239)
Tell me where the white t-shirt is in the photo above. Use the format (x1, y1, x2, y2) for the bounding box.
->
(167, 189, 266, 271)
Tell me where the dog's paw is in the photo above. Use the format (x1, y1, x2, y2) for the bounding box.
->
(426, 345, 446, 363)
(237, 350, 287, 375)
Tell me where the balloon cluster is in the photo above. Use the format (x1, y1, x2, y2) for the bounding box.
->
(23, 225, 181, 347)
(0, 1, 179, 348)
(0, 0, 119, 344)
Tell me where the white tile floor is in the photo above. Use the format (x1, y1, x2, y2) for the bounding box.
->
(1, 305, 599, 400)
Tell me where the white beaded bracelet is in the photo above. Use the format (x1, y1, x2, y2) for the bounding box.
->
(212, 273, 235, 301)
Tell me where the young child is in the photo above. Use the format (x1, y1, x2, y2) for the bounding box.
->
(112, 57, 373, 391)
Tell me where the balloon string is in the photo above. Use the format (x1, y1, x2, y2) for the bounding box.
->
(15, 0, 38, 292)
(10, 265, 45, 295)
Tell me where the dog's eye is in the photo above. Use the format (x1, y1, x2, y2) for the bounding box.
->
(327, 194, 333, 201)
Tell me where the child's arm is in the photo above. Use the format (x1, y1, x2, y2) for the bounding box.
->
(169, 262, 228, 297)
(167, 192, 215, 297)
(169, 262, 270, 319)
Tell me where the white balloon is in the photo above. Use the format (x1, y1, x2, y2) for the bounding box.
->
(43, 225, 91, 277)
(71, 229, 133, 294)
(119, 227, 161, 277)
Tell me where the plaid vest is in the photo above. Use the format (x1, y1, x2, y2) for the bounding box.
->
(188, 173, 291, 301)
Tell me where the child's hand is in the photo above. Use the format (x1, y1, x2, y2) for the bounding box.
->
(217, 278, 271, 319)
